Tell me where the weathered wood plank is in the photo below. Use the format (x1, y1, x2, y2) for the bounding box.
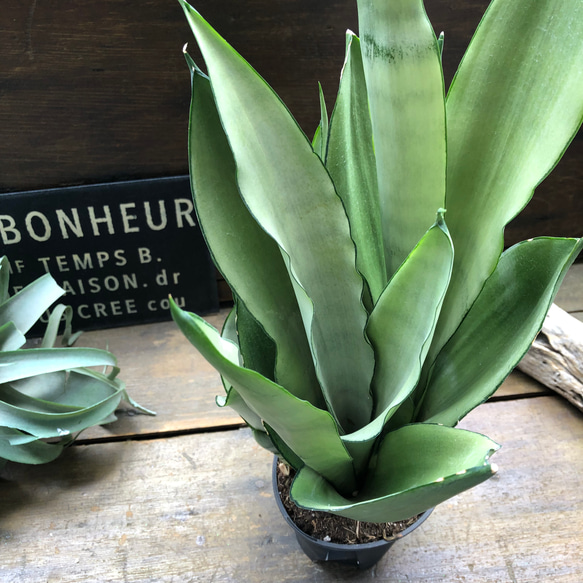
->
(0, 396, 581, 582)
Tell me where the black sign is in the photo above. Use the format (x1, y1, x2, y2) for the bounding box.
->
(0, 176, 219, 332)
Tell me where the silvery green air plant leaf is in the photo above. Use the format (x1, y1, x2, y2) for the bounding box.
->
(0, 257, 154, 466)
(174, 0, 583, 523)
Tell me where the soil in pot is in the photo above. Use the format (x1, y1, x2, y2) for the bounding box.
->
(276, 461, 420, 545)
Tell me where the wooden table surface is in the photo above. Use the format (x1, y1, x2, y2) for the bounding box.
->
(1, 265, 582, 582)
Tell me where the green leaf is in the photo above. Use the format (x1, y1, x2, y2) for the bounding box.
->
(367, 211, 453, 414)
(341, 212, 453, 473)
(437, 32, 444, 60)
(327, 32, 386, 304)
(181, 2, 374, 433)
(264, 422, 304, 470)
(11, 368, 118, 408)
(292, 424, 498, 523)
(41, 304, 81, 348)
(216, 306, 267, 430)
(170, 300, 357, 494)
(0, 428, 65, 465)
(185, 54, 322, 408)
(217, 306, 268, 433)
(431, 0, 583, 358)
(418, 237, 583, 425)
(0, 369, 124, 438)
(357, 0, 446, 277)
(0, 322, 26, 352)
(216, 383, 264, 433)
(0, 272, 64, 336)
(314, 82, 329, 161)
(235, 297, 276, 382)
(250, 428, 279, 454)
(41, 304, 67, 348)
(0, 347, 116, 384)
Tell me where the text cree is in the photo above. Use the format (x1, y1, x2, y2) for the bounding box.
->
(0, 199, 196, 245)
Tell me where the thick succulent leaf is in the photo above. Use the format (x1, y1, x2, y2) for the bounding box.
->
(419, 237, 583, 426)
(432, 0, 583, 357)
(185, 55, 321, 407)
(0, 347, 116, 384)
(218, 305, 272, 437)
(0, 272, 64, 336)
(0, 370, 124, 438)
(221, 306, 237, 343)
(251, 428, 279, 454)
(264, 422, 304, 470)
(0, 428, 65, 464)
(367, 212, 453, 413)
(437, 32, 444, 59)
(217, 306, 267, 431)
(234, 298, 276, 382)
(311, 124, 322, 155)
(170, 301, 357, 494)
(292, 424, 498, 523)
(357, 0, 446, 277)
(314, 82, 329, 161)
(327, 32, 386, 304)
(216, 383, 264, 433)
(218, 378, 277, 454)
(180, 2, 374, 433)
(341, 213, 453, 472)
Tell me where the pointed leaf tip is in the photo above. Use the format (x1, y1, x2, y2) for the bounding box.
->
(435, 208, 449, 235)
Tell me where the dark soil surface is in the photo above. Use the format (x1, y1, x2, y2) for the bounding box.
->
(276, 462, 420, 545)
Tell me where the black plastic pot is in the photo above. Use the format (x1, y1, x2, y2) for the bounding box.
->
(272, 458, 433, 570)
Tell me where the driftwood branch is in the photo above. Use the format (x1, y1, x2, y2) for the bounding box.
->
(518, 303, 583, 412)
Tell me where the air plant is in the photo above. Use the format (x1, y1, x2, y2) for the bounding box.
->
(0, 256, 153, 467)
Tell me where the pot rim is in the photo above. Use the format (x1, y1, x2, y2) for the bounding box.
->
(272, 456, 433, 550)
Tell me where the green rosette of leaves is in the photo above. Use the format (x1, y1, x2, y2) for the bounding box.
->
(0, 257, 153, 468)
(172, 0, 583, 522)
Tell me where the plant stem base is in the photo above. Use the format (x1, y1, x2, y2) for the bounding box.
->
(273, 458, 433, 570)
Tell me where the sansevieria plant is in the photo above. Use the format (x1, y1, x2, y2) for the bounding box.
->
(0, 257, 152, 468)
(171, 0, 583, 523)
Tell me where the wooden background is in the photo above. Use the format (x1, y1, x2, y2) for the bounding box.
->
(1, 0, 581, 247)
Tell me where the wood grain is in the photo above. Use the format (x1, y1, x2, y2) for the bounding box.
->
(0, 396, 581, 582)
(518, 304, 583, 411)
